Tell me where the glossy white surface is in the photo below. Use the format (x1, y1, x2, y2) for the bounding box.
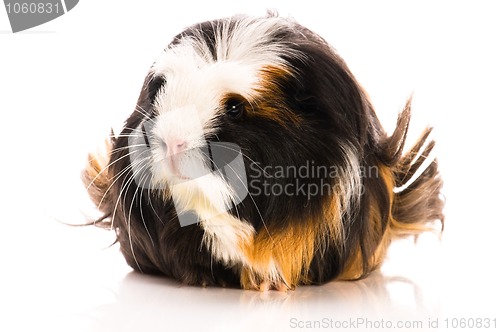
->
(1, 1, 499, 331)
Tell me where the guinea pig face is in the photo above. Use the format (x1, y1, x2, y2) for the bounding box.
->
(129, 16, 363, 227)
(84, 14, 444, 291)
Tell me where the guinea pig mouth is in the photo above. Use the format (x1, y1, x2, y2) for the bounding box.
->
(167, 159, 191, 181)
(164, 148, 213, 183)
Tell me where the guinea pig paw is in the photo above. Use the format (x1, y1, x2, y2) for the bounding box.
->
(276, 282, 290, 292)
(259, 281, 271, 292)
(241, 267, 291, 291)
(259, 280, 290, 292)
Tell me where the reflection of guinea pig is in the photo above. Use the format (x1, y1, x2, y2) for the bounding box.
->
(83, 14, 444, 291)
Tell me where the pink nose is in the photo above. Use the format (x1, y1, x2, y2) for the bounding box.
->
(166, 139, 187, 156)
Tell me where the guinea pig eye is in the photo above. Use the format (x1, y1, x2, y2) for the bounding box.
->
(224, 97, 246, 118)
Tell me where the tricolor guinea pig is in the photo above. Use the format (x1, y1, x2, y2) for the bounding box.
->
(83, 14, 444, 291)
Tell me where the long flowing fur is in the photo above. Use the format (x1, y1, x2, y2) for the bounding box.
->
(82, 14, 444, 290)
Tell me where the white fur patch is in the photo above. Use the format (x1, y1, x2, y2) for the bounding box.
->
(338, 143, 363, 213)
(201, 214, 254, 265)
(333, 143, 362, 249)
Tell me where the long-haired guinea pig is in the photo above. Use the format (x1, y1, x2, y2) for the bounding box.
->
(83, 14, 444, 291)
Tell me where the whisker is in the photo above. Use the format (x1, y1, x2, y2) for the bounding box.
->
(206, 142, 273, 177)
(133, 162, 156, 246)
(107, 160, 143, 228)
(197, 149, 272, 243)
(115, 158, 151, 273)
(86, 144, 148, 191)
(213, 154, 273, 241)
(147, 186, 165, 225)
(95, 157, 139, 212)
(133, 105, 153, 121)
(100, 148, 151, 217)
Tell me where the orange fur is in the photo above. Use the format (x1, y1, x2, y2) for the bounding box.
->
(240, 221, 315, 290)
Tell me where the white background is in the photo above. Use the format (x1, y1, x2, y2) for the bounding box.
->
(1, 1, 499, 331)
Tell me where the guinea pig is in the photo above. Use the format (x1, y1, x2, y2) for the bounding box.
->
(83, 13, 444, 291)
